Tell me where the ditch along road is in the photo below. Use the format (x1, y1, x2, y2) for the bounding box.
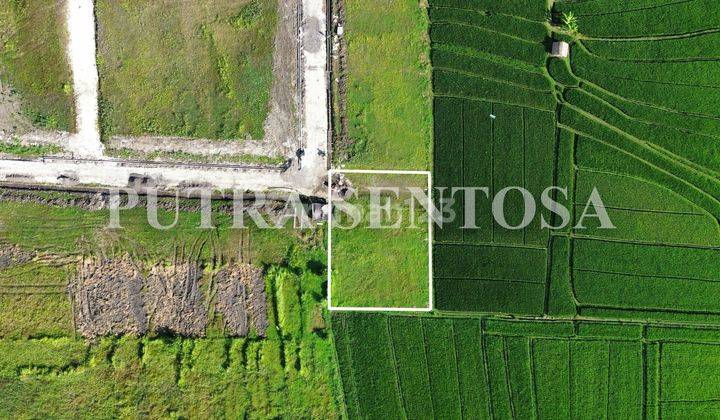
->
(0, 0, 329, 197)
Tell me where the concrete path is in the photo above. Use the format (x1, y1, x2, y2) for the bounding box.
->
(281, 0, 329, 194)
(65, 0, 104, 157)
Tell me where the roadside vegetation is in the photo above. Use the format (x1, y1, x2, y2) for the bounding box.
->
(341, 0, 432, 170)
(96, 0, 277, 140)
(0, 140, 62, 157)
(0, 0, 74, 131)
(106, 147, 287, 166)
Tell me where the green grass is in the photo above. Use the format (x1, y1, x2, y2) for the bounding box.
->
(0, 140, 63, 157)
(106, 147, 287, 166)
(330, 212, 430, 308)
(343, 0, 432, 169)
(329, 175, 430, 308)
(0, 262, 74, 338)
(0, 0, 74, 131)
(96, 0, 277, 140)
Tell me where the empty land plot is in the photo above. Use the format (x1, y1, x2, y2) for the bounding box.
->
(341, 0, 432, 169)
(0, 0, 74, 132)
(332, 313, 720, 419)
(96, 0, 277, 140)
(0, 191, 340, 417)
(329, 172, 431, 309)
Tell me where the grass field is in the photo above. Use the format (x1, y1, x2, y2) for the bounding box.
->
(329, 173, 430, 308)
(0, 0, 74, 131)
(0, 193, 342, 417)
(342, 0, 432, 170)
(96, 0, 277, 140)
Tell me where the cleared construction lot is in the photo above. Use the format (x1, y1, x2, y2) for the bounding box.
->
(0, 0, 328, 195)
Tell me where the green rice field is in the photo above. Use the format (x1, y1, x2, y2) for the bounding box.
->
(334, 312, 720, 419)
(430, 0, 720, 320)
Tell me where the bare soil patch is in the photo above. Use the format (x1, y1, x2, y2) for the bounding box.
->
(146, 263, 208, 337)
(70, 256, 147, 338)
(214, 263, 268, 336)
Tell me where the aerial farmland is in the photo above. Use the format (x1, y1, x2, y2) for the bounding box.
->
(332, 0, 720, 418)
(0, 0, 719, 417)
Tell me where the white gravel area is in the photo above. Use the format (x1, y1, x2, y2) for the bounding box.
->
(66, 0, 104, 157)
(0, 158, 298, 193)
(281, 0, 328, 194)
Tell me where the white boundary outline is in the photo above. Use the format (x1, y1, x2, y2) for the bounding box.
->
(327, 169, 433, 312)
